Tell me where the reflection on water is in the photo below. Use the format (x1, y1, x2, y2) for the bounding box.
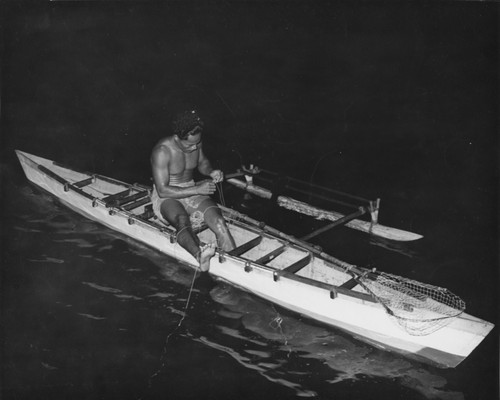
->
(210, 283, 464, 400)
(369, 236, 419, 258)
(195, 334, 317, 398)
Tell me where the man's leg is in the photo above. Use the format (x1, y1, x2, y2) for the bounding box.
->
(197, 199, 236, 252)
(160, 199, 215, 271)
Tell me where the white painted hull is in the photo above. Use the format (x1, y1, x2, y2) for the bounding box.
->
(16, 150, 494, 368)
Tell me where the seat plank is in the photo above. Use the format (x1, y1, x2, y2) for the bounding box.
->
(228, 236, 263, 257)
(254, 245, 287, 264)
(114, 191, 149, 207)
(122, 197, 150, 211)
(73, 176, 94, 188)
(282, 253, 311, 274)
(274, 253, 311, 281)
(137, 205, 155, 220)
(339, 278, 359, 290)
(102, 189, 131, 204)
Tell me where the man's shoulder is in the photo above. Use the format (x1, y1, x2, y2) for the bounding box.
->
(153, 137, 174, 152)
(152, 137, 175, 160)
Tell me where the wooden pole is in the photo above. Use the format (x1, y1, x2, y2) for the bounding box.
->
(300, 207, 366, 241)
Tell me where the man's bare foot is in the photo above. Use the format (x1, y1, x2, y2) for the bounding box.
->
(199, 243, 216, 272)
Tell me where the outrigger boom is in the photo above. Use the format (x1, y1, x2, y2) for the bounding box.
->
(226, 166, 422, 242)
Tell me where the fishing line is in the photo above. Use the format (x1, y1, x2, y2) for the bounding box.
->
(269, 305, 292, 358)
(216, 181, 226, 207)
(140, 180, 225, 396)
(214, 90, 236, 118)
(139, 266, 199, 399)
(231, 149, 244, 167)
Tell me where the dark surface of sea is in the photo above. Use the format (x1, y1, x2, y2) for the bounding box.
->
(1, 3, 498, 400)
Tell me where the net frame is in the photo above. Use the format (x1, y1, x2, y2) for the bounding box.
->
(359, 270, 466, 336)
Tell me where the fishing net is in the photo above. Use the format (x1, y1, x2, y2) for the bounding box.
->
(358, 270, 466, 336)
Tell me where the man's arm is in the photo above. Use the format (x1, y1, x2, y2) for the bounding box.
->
(198, 146, 223, 183)
(151, 146, 199, 199)
(197, 146, 213, 176)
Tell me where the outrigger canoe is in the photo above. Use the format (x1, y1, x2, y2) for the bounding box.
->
(16, 150, 494, 368)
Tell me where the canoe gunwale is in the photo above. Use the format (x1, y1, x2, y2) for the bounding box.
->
(30, 156, 176, 239)
(218, 248, 378, 304)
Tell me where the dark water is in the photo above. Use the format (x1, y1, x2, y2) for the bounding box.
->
(1, 3, 498, 400)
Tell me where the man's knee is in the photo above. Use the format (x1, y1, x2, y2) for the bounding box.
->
(172, 213, 191, 228)
(212, 214, 230, 232)
(160, 201, 188, 225)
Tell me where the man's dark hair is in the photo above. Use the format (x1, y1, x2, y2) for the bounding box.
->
(172, 110, 204, 139)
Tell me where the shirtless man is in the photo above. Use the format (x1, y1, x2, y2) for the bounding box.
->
(150, 110, 236, 271)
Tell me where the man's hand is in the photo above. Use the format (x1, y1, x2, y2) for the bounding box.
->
(195, 180, 216, 195)
(209, 170, 224, 183)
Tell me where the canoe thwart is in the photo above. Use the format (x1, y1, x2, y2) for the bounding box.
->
(228, 235, 263, 257)
(273, 253, 312, 281)
(73, 176, 95, 188)
(37, 165, 95, 200)
(254, 244, 287, 264)
(282, 253, 312, 274)
(339, 277, 359, 290)
(112, 191, 149, 208)
(122, 196, 150, 211)
(137, 205, 155, 220)
(102, 189, 131, 204)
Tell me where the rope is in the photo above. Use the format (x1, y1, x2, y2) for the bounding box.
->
(139, 267, 199, 399)
(269, 306, 292, 358)
(216, 181, 226, 207)
(139, 177, 226, 398)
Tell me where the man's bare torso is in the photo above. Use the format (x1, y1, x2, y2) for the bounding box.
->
(154, 136, 200, 185)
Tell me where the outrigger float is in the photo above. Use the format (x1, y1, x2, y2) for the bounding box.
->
(226, 166, 422, 242)
(16, 150, 494, 368)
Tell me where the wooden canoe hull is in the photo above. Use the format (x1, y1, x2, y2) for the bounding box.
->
(16, 150, 494, 368)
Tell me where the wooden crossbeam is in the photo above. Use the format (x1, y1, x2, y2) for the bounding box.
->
(137, 205, 155, 220)
(254, 245, 287, 264)
(113, 191, 149, 207)
(300, 207, 366, 241)
(133, 182, 152, 192)
(37, 165, 94, 200)
(273, 253, 311, 281)
(73, 176, 94, 188)
(338, 278, 359, 290)
(282, 253, 311, 274)
(122, 197, 150, 211)
(102, 189, 130, 204)
(228, 235, 263, 257)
